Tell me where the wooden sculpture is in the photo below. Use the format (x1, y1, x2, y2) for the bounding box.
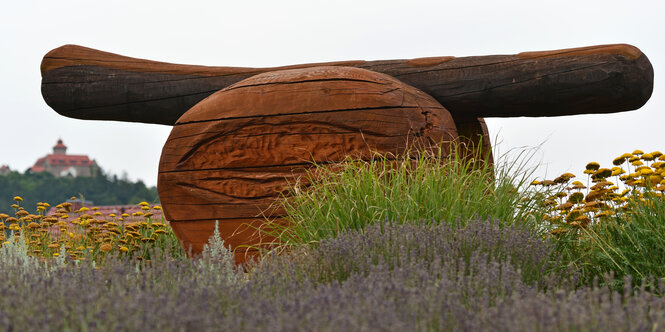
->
(40, 44, 654, 263)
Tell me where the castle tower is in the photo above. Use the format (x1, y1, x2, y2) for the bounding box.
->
(53, 139, 67, 155)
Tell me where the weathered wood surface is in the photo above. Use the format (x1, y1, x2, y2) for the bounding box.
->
(41, 44, 653, 125)
(158, 66, 459, 261)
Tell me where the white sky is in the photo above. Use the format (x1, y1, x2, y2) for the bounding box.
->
(1, 0, 663, 187)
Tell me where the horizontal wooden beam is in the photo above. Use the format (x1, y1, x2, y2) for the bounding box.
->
(41, 44, 653, 125)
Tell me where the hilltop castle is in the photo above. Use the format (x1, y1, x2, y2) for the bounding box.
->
(29, 139, 99, 178)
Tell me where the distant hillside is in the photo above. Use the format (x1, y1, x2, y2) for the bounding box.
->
(0, 169, 158, 213)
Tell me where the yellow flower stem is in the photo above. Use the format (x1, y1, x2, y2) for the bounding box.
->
(583, 227, 644, 280)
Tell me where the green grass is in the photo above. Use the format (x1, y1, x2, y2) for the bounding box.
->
(576, 193, 665, 290)
(259, 141, 547, 250)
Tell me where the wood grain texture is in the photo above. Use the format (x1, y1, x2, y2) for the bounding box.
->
(41, 44, 653, 125)
(158, 66, 459, 261)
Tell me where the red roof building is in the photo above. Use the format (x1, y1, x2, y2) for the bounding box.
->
(0, 165, 11, 175)
(30, 139, 100, 178)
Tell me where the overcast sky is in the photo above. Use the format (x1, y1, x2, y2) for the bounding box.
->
(1, 0, 663, 187)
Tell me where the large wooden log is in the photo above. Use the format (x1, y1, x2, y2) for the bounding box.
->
(41, 44, 653, 125)
(158, 66, 458, 262)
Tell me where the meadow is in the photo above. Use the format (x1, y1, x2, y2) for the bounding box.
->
(2, 144, 665, 331)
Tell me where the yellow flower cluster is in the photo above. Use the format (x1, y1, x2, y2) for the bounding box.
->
(532, 150, 665, 235)
(1, 199, 177, 263)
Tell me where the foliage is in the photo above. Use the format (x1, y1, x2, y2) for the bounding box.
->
(0, 199, 184, 263)
(3, 146, 665, 329)
(535, 149, 665, 289)
(583, 193, 665, 290)
(0, 169, 159, 212)
(261, 142, 545, 250)
(2, 218, 664, 331)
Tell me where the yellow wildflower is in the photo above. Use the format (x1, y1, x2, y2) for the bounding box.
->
(100, 243, 113, 252)
(639, 168, 654, 176)
(13, 196, 23, 202)
(613, 156, 626, 166)
(596, 210, 613, 218)
(611, 168, 625, 176)
(61, 202, 72, 212)
(592, 168, 612, 179)
(619, 152, 633, 159)
(585, 162, 600, 171)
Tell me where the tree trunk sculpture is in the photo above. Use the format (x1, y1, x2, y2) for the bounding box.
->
(39, 44, 654, 263)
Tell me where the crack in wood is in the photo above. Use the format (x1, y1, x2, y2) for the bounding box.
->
(174, 105, 422, 125)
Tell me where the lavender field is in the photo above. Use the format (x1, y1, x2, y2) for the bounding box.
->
(3, 147, 665, 331)
(2, 219, 664, 331)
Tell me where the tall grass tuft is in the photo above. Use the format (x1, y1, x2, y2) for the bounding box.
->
(263, 140, 545, 249)
(581, 193, 665, 290)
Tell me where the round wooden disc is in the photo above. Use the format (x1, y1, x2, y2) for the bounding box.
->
(158, 66, 458, 262)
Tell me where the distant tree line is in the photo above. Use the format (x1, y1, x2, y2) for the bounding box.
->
(0, 169, 159, 213)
